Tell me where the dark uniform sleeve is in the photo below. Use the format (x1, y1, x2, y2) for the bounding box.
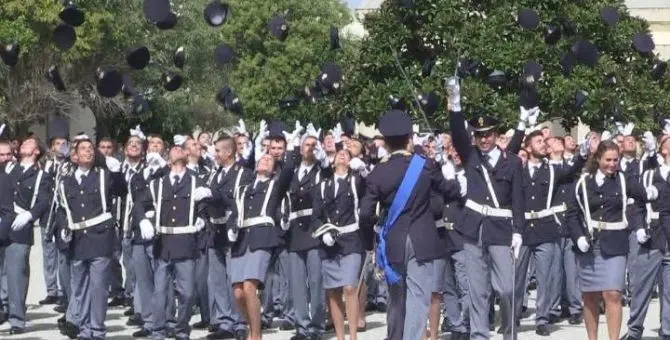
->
(29, 171, 54, 221)
(511, 159, 526, 234)
(359, 170, 380, 231)
(131, 179, 156, 223)
(311, 182, 326, 231)
(108, 170, 128, 198)
(505, 129, 525, 154)
(555, 155, 586, 184)
(449, 110, 473, 164)
(567, 180, 588, 243)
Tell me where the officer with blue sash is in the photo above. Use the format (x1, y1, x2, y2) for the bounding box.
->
(447, 79, 526, 340)
(359, 109, 463, 340)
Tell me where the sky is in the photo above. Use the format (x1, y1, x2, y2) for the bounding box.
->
(346, 0, 361, 8)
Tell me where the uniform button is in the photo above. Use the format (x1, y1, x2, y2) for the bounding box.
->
(599, 194, 603, 198)
(80, 190, 84, 194)
(171, 218, 175, 222)
(531, 196, 535, 200)
(486, 196, 490, 201)
(83, 230, 87, 234)
(530, 223, 535, 228)
(172, 206, 176, 211)
(531, 182, 535, 186)
(336, 210, 339, 213)
(81, 203, 85, 207)
(174, 195, 177, 198)
(81, 217, 85, 221)
(446, 204, 450, 208)
(600, 205, 604, 209)
(561, 189, 565, 193)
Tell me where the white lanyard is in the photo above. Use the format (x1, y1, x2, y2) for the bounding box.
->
(59, 169, 107, 228)
(480, 165, 500, 208)
(576, 172, 628, 232)
(151, 175, 196, 231)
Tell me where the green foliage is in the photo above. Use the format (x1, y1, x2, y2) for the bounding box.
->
(345, 0, 670, 132)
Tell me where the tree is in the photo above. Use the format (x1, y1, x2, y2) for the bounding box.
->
(0, 0, 352, 139)
(345, 0, 670, 132)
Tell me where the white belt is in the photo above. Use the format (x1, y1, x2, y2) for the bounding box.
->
(68, 212, 114, 231)
(465, 200, 513, 218)
(435, 219, 454, 230)
(524, 204, 567, 220)
(586, 219, 628, 231)
(312, 222, 359, 238)
(209, 211, 232, 225)
(13, 203, 28, 215)
(240, 216, 275, 229)
(158, 224, 204, 235)
(289, 208, 313, 221)
(648, 211, 660, 220)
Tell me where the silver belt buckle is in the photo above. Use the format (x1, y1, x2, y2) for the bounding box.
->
(597, 221, 605, 230)
(75, 221, 86, 229)
(529, 211, 538, 219)
(481, 206, 490, 216)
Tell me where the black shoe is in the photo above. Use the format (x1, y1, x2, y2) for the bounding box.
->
(54, 303, 67, 313)
(280, 320, 295, 331)
(620, 334, 641, 340)
(261, 318, 273, 330)
(132, 328, 151, 338)
(108, 296, 125, 307)
(528, 277, 538, 291)
(9, 327, 25, 335)
(234, 329, 248, 340)
(535, 324, 550, 336)
(376, 302, 387, 312)
(166, 328, 176, 338)
(125, 297, 133, 307)
(124, 307, 135, 316)
(62, 321, 79, 339)
(39, 295, 60, 305)
(568, 313, 582, 325)
(325, 321, 334, 332)
(0, 311, 7, 325)
(365, 301, 376, 312)
(452, 331, 469, 340)
(548, 314, 562, 324)
(289, 334, 308, 340)
(560, 307, 571, 318)
(57, 315, 66, 328)
(308, 334, 321, 340)
(192, 320, 210, 329)
(207, 329, 235, 339)
(208, 324, 219, 333)
(126, 314, 144, 327)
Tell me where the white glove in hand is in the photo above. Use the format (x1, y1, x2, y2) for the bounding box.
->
(528, 108, 540, 127)
(646, 186, 659, 201)
(511, 233, 522, 259)
(643, 131, 657, 153)
(349, 157, 367, 172)
(146, 152, 166, 168)
(314, 141, 328, 162)
(332, 123, 343, 143)
(139, 219, 155, 240)
(206, 145, 216, 160)
(601, 131, 612, 141)
(11, 212, 32, 231)
(227, 227, 239, 242)
(61, 229, 72, 243)
(242, 140, 253, 160)
(306, 123, 321, 138)
(664, 119, 670, 136)
(445, 76, 461, 112)
(579, 134, 591, 157)
(195, 217, 205, 229)
(377, 146, 388, 159)
(577, 236, 590, 252)
(441, 162, 456, 180)
(456, 172, 467, 197)
(106, 156, 121, 172)
(237, 119, 248, 136)
(636, 228, 650, 244)
(145, 211, 156, 219)
(323, 232, 336, 247)
(519, 106, 531, 123)
(193, 187, 213, 202)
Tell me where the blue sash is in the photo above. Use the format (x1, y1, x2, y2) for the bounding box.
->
(376, 154, 426, 284)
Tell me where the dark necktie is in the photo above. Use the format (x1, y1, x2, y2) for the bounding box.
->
(173, 175, 180, 187)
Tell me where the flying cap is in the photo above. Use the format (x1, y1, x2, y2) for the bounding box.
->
(518, 8, 540, 30)
(633, 33, 655, 54)
(571, 39, 600, 67)
(416, 91, 438, 116)
(96, 67, 123, 98)
(46, 65, 66, 91)
(174, 46, 185, 68)
(544, 24, 562, 45)
(318, 62, 343, 91)
(330, 26, 340, 50)
(156, 12, 177, 29)
(204, 1, 231, 27)
(559, 52, 574, 76)
(53, 24, 77, 51)
(574, 90, 588, 109)
(600, 6, 619, 26)
(487, 70, 507, 89)
(162, 72, 183, 91)
(421, 57, 436, 77)
(279, 96, 300, 109)
(143, 0, 171, 23)
(652, 60, 668, 80)
(131, 95, 150, 115)
(268, 15, 290, 41)
(0, 42, 19, 67)
(126, 46, 151, 70)
(389, 95, 407, 112)
(48, 115, 70, 141)
(215, 43, 236, 65)
(59, 4, 86, 27)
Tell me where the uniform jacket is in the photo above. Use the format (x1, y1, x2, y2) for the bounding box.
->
(449, 111, 526, 246)
(359, 152, 462, 264)
(206, 164, 253, 249)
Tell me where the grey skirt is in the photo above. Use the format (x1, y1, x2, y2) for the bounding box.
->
(230, 247, 272, 285)
(577, 247, 626, 292)
(431, 258, 447, 293)
(322, 253, 362, 289)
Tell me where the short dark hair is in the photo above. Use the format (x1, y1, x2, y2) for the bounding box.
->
(215, 135, 236, 154)
(524, 130, 544, 148)
(384, 135, 409, 152)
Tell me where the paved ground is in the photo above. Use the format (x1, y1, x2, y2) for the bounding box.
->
(0, 230, 663, 339)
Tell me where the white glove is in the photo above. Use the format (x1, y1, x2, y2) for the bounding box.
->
(643, 131, 657, 153)
(646, 185, 659, 201)
(332, 123, 343, 143)
(441, 162, 456, 180)
(663, 119, 670, 135)
(579, 134, 591, 157)
(323, 232, 336, 247)
(373, 223, 382, 234)
(601, 130, 612, 141)
(242, 140, 253, 160)
(528, 108, 541, 127)
(0, 124, 5, 137)
(636, 228, 651, 244)
(377, 146, 388, 159)
(254, 120, 268, 145)
(445, 76, 461, 112)
(106, 156, 121, 172)
(349, 157, 367, 172)
(60, 229, 72, 243)
(139, 219, 155, 240)
(130, 125, 146, 140)
(305, 122, 321, 138)
(146, 152, 166, 168)
(11, 211, 32, 231)
(145, 211, 155, 219)
(173, 134, 187, 146)
(615, 121, 624, 135)
(206, 145, 216, 160)
(577, 236, 590, 252)
(456, 172, 467, 197)
(236, 119, 249, 137)
(519, 106, 532, 123)
(511, 233, 522, 259)
(413, 133, 430, 147)
(195, 217, 205, 229)
(227, 227, 239, 242)
(615, 122, 635, 136)
(314, 141, 328, 162)
(193, 187, 213, 202)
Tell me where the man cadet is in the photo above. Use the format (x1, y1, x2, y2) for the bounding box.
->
(359, 110, 463, 340)
(133, 143, 212, 340)
(204, 135, 252, 340)
(0, 136, 52, 334)
(55, 137, 127, 339)
(283, 123, 331, 340)
(447, 80, 525, 340)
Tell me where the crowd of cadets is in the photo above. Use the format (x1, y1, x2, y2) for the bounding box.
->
(0, 94, 669, 340)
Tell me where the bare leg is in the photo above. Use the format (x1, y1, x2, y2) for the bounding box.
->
(328, 288, 346, 340)
(357, 281, 367, 328)
(344, 286, 359, 340)
(583, 291, 601, 340)
(233, 283, 248, 324)
(602, 290, 622, 340)
(243, 280, 262, 340)
(428, 293, 442, 340)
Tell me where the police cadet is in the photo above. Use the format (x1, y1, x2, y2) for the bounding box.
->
(282, 122, 331, 340)
(359, 110, 463, 340)
(434, 148, 470, 340)
(0, 136, 52, 334)
(55, 136, 127, 339)
(447, 78, 525, 340)
(311, 147, 367, 340)
(134, 143, 211, 340)
(623, 132, 668, 340)
(567, 138, 658, 340)
(228, 146, 295, 340)
(205, 135, 252, 340)
(513, 128, 586, 336)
